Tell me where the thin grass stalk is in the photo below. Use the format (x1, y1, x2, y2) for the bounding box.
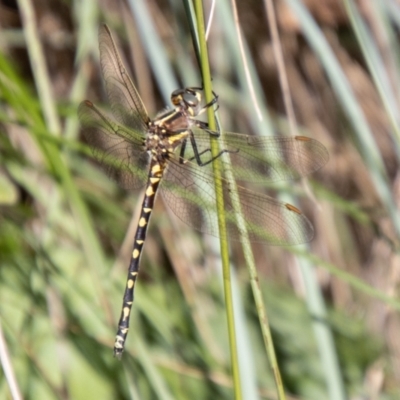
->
(182, 0, 202, 68)
(286, 0, 400, 238)
(384, 0, 400, 44)
(263, 0, 298, 134)
(0, 321, 22, 400)
(264, 1, 346, 399)
(193, 1, 242, 398)
(16, 0, 61, 136)
(297, 256, 347, 400)
(213, 1, 346, 397)
(132, 333, 175, 400)
(128, 0, 177, 101)
(17, 0, 114, 354)
(64, 0, 99, 141)
(191, 1, 302, 397)
(344, 0, 400, 154)
(214, 0, 274, 134)
(296, 249, 400, 310)
(18, 0, 114, 338)
(227, 1, 288, 399)
(262, 2, 346, 398)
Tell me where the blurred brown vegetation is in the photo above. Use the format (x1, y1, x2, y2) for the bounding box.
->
(1, 0, 400, 398)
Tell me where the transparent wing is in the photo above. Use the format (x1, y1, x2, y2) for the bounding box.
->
(186, 129, 328, 182)
(161, 156, 314, 245)
(99, 24, 150, 131)
(78, 100, 149, 189)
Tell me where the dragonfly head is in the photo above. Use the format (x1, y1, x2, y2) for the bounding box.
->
(171, 88, 202, 117)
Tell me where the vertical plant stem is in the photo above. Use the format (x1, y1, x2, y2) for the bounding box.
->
(0, 321, 22, 400)
(193, 1, 242, 399)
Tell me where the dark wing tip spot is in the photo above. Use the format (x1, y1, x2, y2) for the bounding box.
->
(285, 203, 302, 215)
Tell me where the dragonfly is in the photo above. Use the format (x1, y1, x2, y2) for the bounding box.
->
(78, 24, 329, 358)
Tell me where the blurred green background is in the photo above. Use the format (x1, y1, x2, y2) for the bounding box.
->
(1, 0, 400, 399)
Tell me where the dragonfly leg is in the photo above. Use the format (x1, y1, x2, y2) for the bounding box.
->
(178, 130, 239, 166)
(178, 137, 215, 165)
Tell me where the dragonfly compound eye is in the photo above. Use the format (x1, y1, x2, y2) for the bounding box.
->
(182, 92, 201, 115)
(171, 89, 185, 106)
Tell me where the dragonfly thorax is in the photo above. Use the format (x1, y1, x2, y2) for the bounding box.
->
(146, 123, 188, 163)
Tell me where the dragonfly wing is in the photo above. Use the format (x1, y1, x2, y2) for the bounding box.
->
(99, 25, 150, 131)
(191, 128, 328, 182)
(78, 100, 149, 189)
(161, 157, 313, 245)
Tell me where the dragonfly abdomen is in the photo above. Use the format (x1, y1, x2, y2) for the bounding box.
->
(113, 160, 164, 358)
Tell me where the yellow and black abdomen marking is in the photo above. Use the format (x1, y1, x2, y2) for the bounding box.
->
(114, 161, 164, 358)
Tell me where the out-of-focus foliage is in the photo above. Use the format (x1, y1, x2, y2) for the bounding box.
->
(0, 0, 399, 399)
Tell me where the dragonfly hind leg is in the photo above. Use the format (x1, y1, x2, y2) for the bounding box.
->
(178, 132, 239, 166)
